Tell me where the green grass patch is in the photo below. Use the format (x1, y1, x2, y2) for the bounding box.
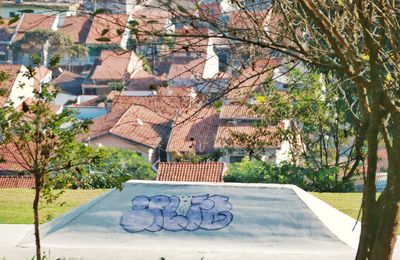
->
(0, 189, 108, 224)
(311, 192, 363, 220)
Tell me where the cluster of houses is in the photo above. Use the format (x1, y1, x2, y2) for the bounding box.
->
(0, 0, 294, 183)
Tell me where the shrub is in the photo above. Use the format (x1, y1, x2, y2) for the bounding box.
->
(53, 147, 155, 189)
(224, 159, 354, 192)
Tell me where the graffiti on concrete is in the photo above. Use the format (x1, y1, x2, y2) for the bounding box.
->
(120, 194, 233, 232)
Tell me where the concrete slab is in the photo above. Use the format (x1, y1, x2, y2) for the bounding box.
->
(0, 181, 399, 259)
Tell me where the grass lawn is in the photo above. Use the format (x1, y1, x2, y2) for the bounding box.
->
(0, 189, 108, 224)
(311, 192, 363, 220)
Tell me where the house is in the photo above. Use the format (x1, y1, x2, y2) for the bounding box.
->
(131, 7, 175, 60)
(166, 102, 290, 164)
(0, 64, 35, 108)
(11, 14, 58, 65)
(86, 87, 194, 164)
(215, 103, 291, 164)
(167, 30, 220, 92)
(167, 106, 220, 161)
(53, 70, 85, 95)
(156, 162, 226, 182)
(89, 104, 172, 164)
(124, 69, 166, 96)
(57, 15, 93, 65)
(85, 14, 130, 62)
(82, 50, 138, 95)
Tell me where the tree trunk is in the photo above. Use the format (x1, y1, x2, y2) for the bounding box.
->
(356, 99, 381, 260)
(370, 117, 400, 259)
(33, 176, 42, 260)
(370, 190, 399, 260)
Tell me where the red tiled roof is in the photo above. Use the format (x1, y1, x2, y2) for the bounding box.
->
(0, 176, 35, 188)
(168, 56, 207, 81)
(126, 69, 165, 91)
(14, 14, 56, 42)
(90, 50, 133, 82)
(173, 29, 209, 54)
(86, 14, 128, 44)
(132, 7, 171, 42)
(167, 106, 220, 154)
(58, 16, 92, 43)
(220, 103, 258, 119)
(109, 104, 171, 148)
(0, 64, 22, 107)
(156, 162, 225, 182)
(227, 59, 282, 100)
(214, 121, 281, 149)
(0, 143, 28, 173)
(89, 89, 193, 147)
(228, 10, 269, 29)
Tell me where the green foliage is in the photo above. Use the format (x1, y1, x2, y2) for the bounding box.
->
(0, 65, 100, 259)
(245, 66, 357, 173)
(137, 52, 152, 72)
(108, 81, 125, 91)
(54, 147, 155, 190)
(224, 159, 354, 192)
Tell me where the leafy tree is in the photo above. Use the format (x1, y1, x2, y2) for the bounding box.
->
(224, 158, 354, 192)
(240, 67, 358, 177)
(0, 65, 98, 260)
(55, 147, 155, 190)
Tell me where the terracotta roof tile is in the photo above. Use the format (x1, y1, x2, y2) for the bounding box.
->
(89, 89, 193, 147)
(0, 64, 22, 107)
(126, 69, 165, 91)
(168, 56, 207, 81)
(227, 59, 282, 100)
(228, 10, 269, 29)
(156, 162, 225, 182)
(92, 50, 133, 81)
(86, 14, 128, 45)
(0, 143, 28, 173)
(58, 16, 92, 43)
(220, 103, 258, 119)
(132, 7, 172, 42)
(0, 176, 35, 188)
(109, 104, 171, 148)
(173, 30, 209, 54)
(167, 106, 220, 154)
(214, 121, 281, 149)
(14, 14, 56, 42)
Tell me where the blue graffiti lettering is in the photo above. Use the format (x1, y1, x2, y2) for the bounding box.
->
(120, 194, 233, 233)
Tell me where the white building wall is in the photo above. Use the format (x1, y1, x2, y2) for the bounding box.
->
(90, 134, 153, 163)
(6, 65, 35, 108)
(203, 39, 219, 79)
